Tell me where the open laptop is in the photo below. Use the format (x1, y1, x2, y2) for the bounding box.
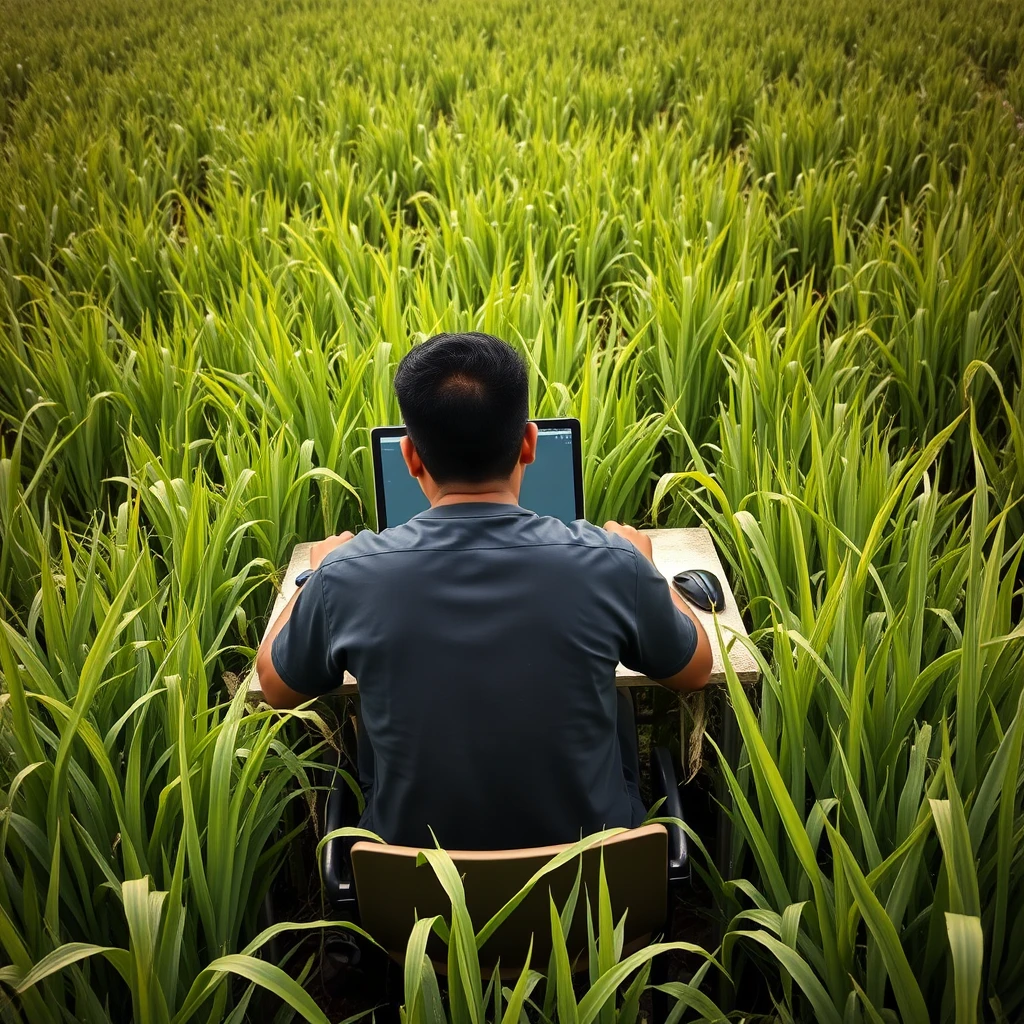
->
(370, 418, 584, 530)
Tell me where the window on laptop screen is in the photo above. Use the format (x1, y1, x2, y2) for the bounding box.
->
(377, 426, 579, 528)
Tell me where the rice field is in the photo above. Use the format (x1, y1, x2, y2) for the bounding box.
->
(1, 0, 1023, 1019)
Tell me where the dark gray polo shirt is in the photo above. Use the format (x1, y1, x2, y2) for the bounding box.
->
(271, 503, 697, 849)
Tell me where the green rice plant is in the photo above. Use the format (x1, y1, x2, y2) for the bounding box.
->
(0, 478, 333, 1020)
(1, 878, 356, 1024)
(0, 295, 127, 515)
(655, 386, 1024, 1017)
(625, 158, 776, 463)
(532, 321, 671, 526)
(0, 418, 53, 616)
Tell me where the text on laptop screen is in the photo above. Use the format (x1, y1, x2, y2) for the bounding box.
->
(378, 427, 579, 528)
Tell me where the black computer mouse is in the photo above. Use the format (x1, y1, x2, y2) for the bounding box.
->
(672, 569, 725, 612)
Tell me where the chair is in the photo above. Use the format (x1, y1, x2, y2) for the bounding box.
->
(320, 733, 691, 1003)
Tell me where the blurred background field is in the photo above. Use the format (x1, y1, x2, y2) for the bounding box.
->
(1, 0, 1023, 1020)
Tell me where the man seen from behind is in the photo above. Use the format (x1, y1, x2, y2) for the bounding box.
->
(256, 332, 713, 850)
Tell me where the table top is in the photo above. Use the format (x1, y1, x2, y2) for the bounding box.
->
(246, 527, 760, 697)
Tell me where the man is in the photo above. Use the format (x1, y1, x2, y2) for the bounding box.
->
(257, 332, 712, 849)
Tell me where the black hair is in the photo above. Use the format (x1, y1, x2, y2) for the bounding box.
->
(393, 332, 530, 485)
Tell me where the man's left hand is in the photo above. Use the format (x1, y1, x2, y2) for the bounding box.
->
(603, 521, 654, 563)
(310, 531, 355, 569)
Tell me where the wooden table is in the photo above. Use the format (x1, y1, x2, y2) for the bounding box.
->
(247, 528, 760, 879)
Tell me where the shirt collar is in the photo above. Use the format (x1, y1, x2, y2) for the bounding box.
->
(412, 502, 536, 521)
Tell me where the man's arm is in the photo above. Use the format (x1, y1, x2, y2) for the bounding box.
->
(657, 577, 714, 692)
(604, 522, 713, 693)
(256, 532, 354, 708)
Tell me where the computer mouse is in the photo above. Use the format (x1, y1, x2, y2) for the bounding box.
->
(672, 569, 725, 612)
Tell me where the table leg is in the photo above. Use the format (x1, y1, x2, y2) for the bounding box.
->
(715, 688, 739, 881)
(714, 687, 740, 1009)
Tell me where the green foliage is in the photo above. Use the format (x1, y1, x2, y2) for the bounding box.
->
(1, 0, 1023, 1019)
(0, 493, 337, 1019)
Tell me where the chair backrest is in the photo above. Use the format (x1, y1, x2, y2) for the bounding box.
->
(351, 824, 668, 972)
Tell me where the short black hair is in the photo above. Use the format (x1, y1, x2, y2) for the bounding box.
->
(393, 332, 529, 485)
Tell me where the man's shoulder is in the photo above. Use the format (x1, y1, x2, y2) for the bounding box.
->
(556, 518, 640, 557)
(316, 515, 640, 567)
(511, 518, 641, 581)
(318, 528, 399, 570)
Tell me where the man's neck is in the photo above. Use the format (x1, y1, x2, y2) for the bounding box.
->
(431, 484, 519, 507)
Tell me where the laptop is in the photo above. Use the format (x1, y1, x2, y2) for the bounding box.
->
(370, 417, 584, 530)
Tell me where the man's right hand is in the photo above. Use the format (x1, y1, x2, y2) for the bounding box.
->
(310, 531, 355, 569)
(604, 521, 654, 562)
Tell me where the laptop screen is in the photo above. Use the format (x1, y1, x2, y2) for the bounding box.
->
(374, 421, 582, 529)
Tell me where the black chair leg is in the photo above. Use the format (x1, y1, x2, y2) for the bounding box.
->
(258, 889, 284, 965)
(321, 744, 361, 915)
(650, 949, 669, 1024)
(320, 928, 363, 983)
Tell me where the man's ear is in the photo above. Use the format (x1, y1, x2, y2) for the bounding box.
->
(520, 421, 539, 466)
(400, 436, 424, 478)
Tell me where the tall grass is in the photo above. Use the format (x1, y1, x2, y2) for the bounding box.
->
(1, 0, 1023, 1018)
(655, 361, 1024, 1018)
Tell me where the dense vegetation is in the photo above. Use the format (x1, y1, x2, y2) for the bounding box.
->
(1, 0, 1023, 1019)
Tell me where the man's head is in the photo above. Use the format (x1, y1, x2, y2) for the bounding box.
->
(393, 332, 537, 497)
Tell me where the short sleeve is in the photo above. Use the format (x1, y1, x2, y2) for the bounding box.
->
(620, 550, 698, 680)
(270, 572, 346, 696)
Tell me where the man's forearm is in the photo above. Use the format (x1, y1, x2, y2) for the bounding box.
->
(255, 587, 306, 707)
(602, 520, 714, 692)
(260, 585, 300, 656)
(257, 531, 355, 696)
(668, 584, 705, 637)
(661, 584, 714, 691)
